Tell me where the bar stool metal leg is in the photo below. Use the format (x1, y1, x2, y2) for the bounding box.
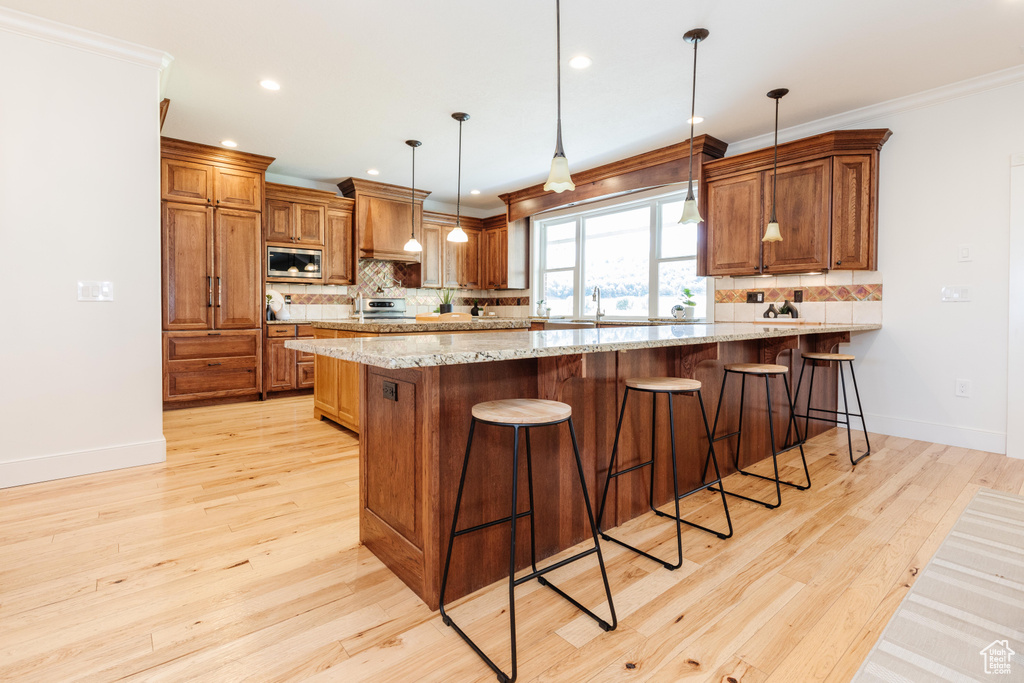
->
(790, 357, 872, 466)
(847, 361, 872, 464)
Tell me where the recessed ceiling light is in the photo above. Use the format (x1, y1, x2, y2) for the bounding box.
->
(470, 189, 481, 195)
(221, 139, 238, 148)
(260, 79, 281, 91)
(367, 169, 380, 176)
(687, 116, 704, 125)
(569, 55, 592, 69)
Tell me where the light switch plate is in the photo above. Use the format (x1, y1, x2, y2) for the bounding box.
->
(78, 281, 114, 302)
(957, 245, 972, 262)
(941, 286, 970, 302)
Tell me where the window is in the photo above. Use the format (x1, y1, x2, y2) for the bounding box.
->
(535, 190, 712, 319)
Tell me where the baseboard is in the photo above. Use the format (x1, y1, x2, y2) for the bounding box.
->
(0, 438, 167, 489)
(865, 413, 1008, 456)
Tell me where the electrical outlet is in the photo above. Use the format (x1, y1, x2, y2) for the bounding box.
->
(957, 245, 972, 262)
(746, 291, 765, 304)
(793, 289, 804, 303)
(284, 295, 292, 304)
(955, 379, 971, 398)
(383, 381, 398, 402)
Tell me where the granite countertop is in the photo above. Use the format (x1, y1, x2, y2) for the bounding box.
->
(286, 322, 881, 369)
(310, 319, 532, 333)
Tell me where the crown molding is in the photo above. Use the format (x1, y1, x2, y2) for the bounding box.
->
(0, 6, 173, 73)
(728, 63, 1024, 156)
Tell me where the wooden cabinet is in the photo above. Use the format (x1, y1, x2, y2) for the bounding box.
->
(265, 183, 336, 247)
(762, 158, 831, 273)
(421, 223, 443, 288)
(161, 137, 273, 408)
(447, 227, 481, 288)
(700, 129, 890, 276)
(263, 324, 315, 396)
(482, 228, 502, 288)
(414, 212, 483, 289)
(480, 214, 529, 289)
(324, 201, 355, 285)
(313, 328, 372, 432)
(338, 178, 430, 263)
(163, 330, 261, 403)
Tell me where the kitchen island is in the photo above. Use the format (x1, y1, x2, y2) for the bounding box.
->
(289, 322, 880, 609)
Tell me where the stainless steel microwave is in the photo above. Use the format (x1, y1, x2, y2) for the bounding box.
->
(267, 246, 322, 280)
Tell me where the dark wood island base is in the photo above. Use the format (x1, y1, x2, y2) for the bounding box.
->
(357, 331, 851, 610)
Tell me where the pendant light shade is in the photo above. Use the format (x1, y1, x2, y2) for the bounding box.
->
(762, 88, 788, 243)
(679, 28, 708, 225)
(404, 139, 423, 252)
(447, 113, 470, 243)
(543, 0, 575, 194)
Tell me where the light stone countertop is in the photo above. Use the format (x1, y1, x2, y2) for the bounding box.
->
(286, 322, 881, 369)
(310, 319, 531, 333)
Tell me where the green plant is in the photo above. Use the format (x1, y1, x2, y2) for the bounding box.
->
(681, 287, 696, 307)
(438, 288, 455, 305)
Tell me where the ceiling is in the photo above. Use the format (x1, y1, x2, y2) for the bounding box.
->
(5, 0, 1023, 213)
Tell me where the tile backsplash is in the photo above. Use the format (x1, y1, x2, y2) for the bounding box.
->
(266, 259, 531, 320)
(712, 272, 883, 325)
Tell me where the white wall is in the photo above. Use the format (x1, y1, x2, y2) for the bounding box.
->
(0, 9, 170, 487)
(1008, 156, 1024, 457)
(729, 75, 1024, 454)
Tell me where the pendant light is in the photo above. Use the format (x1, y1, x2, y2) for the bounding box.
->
(403, 139, 423, 252)
(543, 0, 575, 193)
(679, 28, 709, 225)
(447, 112, 469, 243)
(761, 88, 789, 243)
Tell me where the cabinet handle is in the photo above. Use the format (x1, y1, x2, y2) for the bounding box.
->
(207, 276, 213, 307)
(217, 277, 222, 307)
(207, 332, 221, 336)
(207, 362, 222, 366)
(216, 199, 220, 204)
(835, 260, 842, 266)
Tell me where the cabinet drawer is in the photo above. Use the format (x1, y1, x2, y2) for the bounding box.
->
(165, 331, 260, 361)
(166, 357, 258, 399)
(297, 347, 316, 362)
(297, 361, 315, 388)
(296, 324, 314, 338)
(267, 325, 297, 338)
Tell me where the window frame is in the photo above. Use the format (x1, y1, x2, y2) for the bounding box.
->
(534, 187, 713, 320)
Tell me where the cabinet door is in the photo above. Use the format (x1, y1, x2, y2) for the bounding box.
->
(266, 338, 296, 391)
(461, 228, 482, 288)
(162, 202, 213, 330)
(295, 203, 326, 245)
(314, 353, 340, 416)
(213, 209, 261, 329)
(296, 362, 315, 389)
(498, 227, 509, 288)
(265, 199, 293, 243)
(482, 229, 500, 288)
(162, 159, 213, 205)
(762, 158, 831, 273)
(213, 167, 262, 211)
(324, 209, 354, 285)
(831, 155, 875, 270)
(705, 172, 762, 275)
(421, 223, 442, 288)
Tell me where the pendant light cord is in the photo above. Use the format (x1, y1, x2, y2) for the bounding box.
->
(770, 97, 779, 222)
(554, 0, 564, 155)
(410, 145, 416, 239)
(686, 35, 699, 200)
(456, 118, 462, 227)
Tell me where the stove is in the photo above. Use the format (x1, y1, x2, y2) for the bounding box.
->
(355, 297, 414, 320)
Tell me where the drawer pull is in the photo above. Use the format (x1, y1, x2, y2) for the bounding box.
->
(207, 362, 222, 366)
(207, 276, 212, 307)
(217, 277, 222, 307)
(207, 332, 221, 336)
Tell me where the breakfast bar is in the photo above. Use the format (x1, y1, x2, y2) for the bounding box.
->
(289, 322, 880, 609)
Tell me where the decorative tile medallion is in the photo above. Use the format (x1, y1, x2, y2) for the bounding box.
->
(715, 284, 882, 304)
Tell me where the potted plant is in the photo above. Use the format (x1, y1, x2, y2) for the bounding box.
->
(671, 288, 697, 320)
(438, 288, 455, 314)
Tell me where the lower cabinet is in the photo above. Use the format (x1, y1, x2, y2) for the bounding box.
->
(312, 328, 374, 433)
(163, 330, 261, 404)
(264, 324, 314, 396)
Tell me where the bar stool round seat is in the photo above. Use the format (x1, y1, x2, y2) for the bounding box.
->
(472, 398, 571, 424)
(625, 377, 702, 392)
(801, 352, 855, 361)
(724, 363, 789, 374)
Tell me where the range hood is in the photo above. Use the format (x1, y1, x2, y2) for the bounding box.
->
(338, 178, 430, 263)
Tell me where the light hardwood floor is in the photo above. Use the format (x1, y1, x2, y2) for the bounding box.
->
(2, 396, 1023, 682)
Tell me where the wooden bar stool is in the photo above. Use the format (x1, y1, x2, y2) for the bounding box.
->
(596, 377, 733, 571)
(439, 398, 616, 683)
(791, 352, 872, 465)
(706, 363, 810, 509)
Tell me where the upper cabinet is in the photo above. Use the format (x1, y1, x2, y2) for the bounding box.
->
(338, 178, 430, 263)
(416, 211, 483, 289)
(481, 214, 529, 290)
(264, 183, 336, 247)
(161, 145, 267, 211)
(699, 129, 891, 276)
(324, 198, 356, 286)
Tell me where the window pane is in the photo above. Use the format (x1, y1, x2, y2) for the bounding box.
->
(660, 200, 697, 259)
(544, 220, 576, 269)
(657, 260, 708, 318)
(543, 270, 574, 316)
(583, 207, 650, 317)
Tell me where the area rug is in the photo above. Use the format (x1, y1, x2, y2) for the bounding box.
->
(854, 488, 1024, 681)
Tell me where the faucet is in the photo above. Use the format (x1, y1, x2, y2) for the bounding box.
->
(356, 292, 364, 322)
(375, 275, 403, 294)
(592, 287, 604, 322)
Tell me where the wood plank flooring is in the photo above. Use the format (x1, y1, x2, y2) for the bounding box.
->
(2, 395, 1023, 682)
